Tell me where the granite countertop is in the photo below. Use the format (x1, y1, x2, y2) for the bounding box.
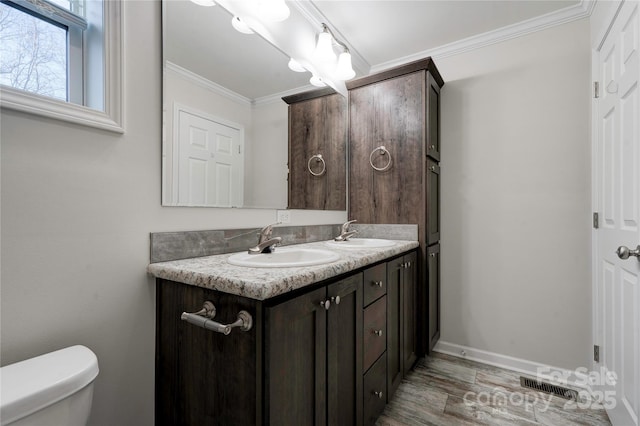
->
(147, 239, 419, 300)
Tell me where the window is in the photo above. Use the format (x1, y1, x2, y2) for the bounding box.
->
(0, 0, 123, 132)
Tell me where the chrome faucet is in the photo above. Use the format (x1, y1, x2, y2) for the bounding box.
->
(334, 220, 358, 241)
(248, 223, 282, 254)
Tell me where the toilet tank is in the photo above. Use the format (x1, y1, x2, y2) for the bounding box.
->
(0, 345, 99, 426)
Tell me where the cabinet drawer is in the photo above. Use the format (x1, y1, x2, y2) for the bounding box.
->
(363, 263, 386, 307)
(363, 295, 386, 372)
(363, 352, 387, 426)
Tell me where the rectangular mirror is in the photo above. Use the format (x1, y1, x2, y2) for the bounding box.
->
(162, 0, 320, 209)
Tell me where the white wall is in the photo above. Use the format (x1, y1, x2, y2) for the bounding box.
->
(246, 101, 289, 208)
(437, 18, 592, 371)
(0, 2, 345, 425)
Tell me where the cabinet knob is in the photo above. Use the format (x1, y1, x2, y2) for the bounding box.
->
(330, 296, 341, 305)
(373, 329, 383, 337)
(430, 165, 436, 172)
(430, 144, 436, 150)
(373, 280, 383, 288)
(319, 300, 331, 310)
(430, 252, 437, 257)
(374, 391, 384, 399)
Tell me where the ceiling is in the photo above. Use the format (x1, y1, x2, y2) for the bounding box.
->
(164, 0, 583, 100)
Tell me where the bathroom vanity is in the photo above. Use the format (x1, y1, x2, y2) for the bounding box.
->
(150, 239, 418, 426)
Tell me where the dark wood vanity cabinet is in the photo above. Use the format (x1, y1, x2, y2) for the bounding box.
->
(347, 58, 444, 354)
(427, 158, 440, 245)
(284, 89, 347, 211)
(156, 249, 419, 426)
(427, 243, 441, 351)
(386, 251, 418, 400)
(156, 280, 262, 426)
(266, 273, 363, 426)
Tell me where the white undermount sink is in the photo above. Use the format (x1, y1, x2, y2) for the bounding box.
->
(325, 238, 396, 249)
(227, 247, 340, 268)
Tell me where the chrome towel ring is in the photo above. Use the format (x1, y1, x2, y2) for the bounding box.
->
(308, 154, 326, 176)
(369, 146, 392, 172)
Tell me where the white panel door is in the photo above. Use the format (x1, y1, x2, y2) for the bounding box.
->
(177, 110, 244, 207)
(595, 2, 640, 425)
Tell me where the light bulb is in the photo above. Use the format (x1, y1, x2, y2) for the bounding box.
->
(231, 16, 254, 34)
(335, 51, 356, 80)
(310, 75, 326, 87)
(190, 0, 215, 6)
(314, 31, 336, 63)
(288, 58, 306, 73)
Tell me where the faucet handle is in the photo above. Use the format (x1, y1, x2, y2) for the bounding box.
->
(342, 220, 357, 232)
(258, 222, 281, 239)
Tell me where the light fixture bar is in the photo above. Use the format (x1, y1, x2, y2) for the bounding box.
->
(321, 23, 348, 53)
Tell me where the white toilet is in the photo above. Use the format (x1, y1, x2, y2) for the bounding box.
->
(0, 345, 99, 426)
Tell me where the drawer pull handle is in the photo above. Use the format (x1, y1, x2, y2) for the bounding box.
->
(374, 391, 384, 399)
(373, 329, 383, 337)
(330, 296, 341, 305)
(181, 302, 253, 335)
(373, 280, 383, 288)
(319, 300, 331, 310)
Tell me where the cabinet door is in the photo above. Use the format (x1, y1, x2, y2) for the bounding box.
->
(327, 274, 363, 426)
(426, 72, 441, 161)
(402, 251, 418, 373)
(288, 93, 347, 210)
(266, 286, 327, 425)
(156, 280, 260, 426)
(349, 72, 424, 225)
(428, 243, 441, 351)
(386, 256, 403, 401)
(427, 158, 440, 245)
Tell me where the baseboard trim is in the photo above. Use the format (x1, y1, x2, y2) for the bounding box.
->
(433, 341, 592, 392)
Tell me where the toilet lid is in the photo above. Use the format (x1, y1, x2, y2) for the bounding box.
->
(0, 345, 99, 425)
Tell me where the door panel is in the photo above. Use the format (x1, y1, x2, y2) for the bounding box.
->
(595, 2, 640, 424)
(327, 274, 363, 426)
(428, 243, 441, 352)
(402, 252, 418, 373)
(177, 110, 244, 207)
(266, 287, 327, 425)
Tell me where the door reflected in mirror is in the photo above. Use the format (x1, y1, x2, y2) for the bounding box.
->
(162, 0, 312, 208)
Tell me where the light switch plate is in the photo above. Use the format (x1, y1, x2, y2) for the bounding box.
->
(277, 210, 291, 224)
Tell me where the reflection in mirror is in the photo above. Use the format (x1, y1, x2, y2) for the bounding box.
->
(162, 0, 312, 208)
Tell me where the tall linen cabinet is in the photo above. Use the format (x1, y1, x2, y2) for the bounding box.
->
(347, 58, 444, 354)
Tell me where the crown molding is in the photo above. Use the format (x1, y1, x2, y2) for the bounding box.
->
(165, 61, 310, 108)
(253, 84, 316, 106)
(370, 0, 596, 74)
(165, 61, 252, 106)
(291, 1, 371, 76)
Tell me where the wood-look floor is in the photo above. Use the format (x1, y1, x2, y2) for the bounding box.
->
(377, 352, 611, 426)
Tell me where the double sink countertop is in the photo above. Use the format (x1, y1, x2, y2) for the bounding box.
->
(147, 239, 419, 301)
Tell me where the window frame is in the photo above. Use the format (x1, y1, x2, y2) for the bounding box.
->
(0, 0, 123, 133)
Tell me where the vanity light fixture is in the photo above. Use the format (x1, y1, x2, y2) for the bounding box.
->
(231, 15, 254, 34)
(288, 58, 306, 73)
(313, 23, 356, 81)
(313, 27, 336, 63)
(310, 74, 326, 87)
(335, 50, 356, 80)
(190, 0, 216, 6)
